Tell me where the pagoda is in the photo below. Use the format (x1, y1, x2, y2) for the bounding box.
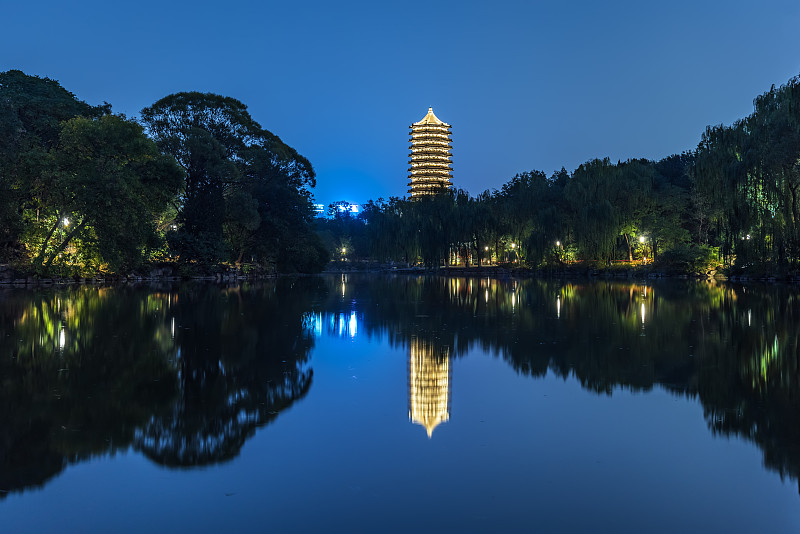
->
(408, 107, 453, 197)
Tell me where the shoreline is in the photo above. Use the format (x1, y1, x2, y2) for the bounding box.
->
(3, 263, 799, 287)
(326, 264, 800, 284)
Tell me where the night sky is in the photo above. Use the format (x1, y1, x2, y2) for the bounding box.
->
(3, 0, 799, 207)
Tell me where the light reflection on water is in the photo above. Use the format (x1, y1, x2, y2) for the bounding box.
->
(304, 310, 360, 339)
(1, 275, 800, 532)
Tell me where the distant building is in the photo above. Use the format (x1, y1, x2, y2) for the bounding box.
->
(313, 202, 360, 218)
(408, 107, 453, 198)
(337, 203, 360, 215)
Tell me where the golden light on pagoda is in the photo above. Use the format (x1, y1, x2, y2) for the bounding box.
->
(408, 337, 451, 438)
(408, 107, 453, 198)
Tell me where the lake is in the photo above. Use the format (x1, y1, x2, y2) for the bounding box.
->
(1, 274, 799, 532)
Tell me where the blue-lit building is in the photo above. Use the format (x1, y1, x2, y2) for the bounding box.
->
(313, 202, 361, 218)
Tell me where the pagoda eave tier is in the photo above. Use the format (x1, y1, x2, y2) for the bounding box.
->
(409, 145, 452, 149)
(408, 186, 452, 192)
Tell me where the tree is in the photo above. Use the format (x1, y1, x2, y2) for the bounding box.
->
(0, 70, 108, 261)
(565, 159, 621, 262)
(28, 115, 183, 272)
(141, 92, 323, 271)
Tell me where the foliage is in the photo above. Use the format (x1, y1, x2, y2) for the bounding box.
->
(349, 74, 799, 274)
(3, 68, 800, 275)
(26, 115, 183, 272)
(694, 75, 800, 268)
(140, 92, 323, 271)
(0, 70, 108, 262)
(654, 244, 718, 273)
(356, 159, 692, 270)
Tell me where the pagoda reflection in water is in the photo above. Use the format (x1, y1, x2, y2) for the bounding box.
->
(408, 337, 452, 438)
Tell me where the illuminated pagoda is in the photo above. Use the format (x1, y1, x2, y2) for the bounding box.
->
(408, 337, 452, 438)
(408, 107, 453, 197)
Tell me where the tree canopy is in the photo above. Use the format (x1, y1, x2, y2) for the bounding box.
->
(2, 68, 799, 276)
(140, 92, 327, 271)
(1, 72, 328, 275)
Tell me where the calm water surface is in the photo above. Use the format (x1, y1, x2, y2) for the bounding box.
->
(2, 275, 800, 532)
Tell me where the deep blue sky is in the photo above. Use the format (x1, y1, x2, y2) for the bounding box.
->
(3, 1, 799, 207)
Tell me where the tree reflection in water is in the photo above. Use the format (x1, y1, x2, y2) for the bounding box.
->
(0, 278, 323, 496)
(2, 275, 800, 497)
(317, 275, 800, 492)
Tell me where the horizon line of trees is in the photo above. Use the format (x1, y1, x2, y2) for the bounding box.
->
(321, 73, 800, 273)
(0, 70, 328, 276)
(3, 69, 798, 276)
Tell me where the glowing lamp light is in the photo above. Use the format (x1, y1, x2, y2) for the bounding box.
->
(62, 217, 70, 227)
(510, 243, 516, 249)
(639, 236, 645, 243)
(341, 247, 346, 254)
(556, 241, 560, 247)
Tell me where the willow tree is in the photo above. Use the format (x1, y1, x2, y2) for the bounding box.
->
(746, 76, 800, 264)
(694, 74, 800, 268)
